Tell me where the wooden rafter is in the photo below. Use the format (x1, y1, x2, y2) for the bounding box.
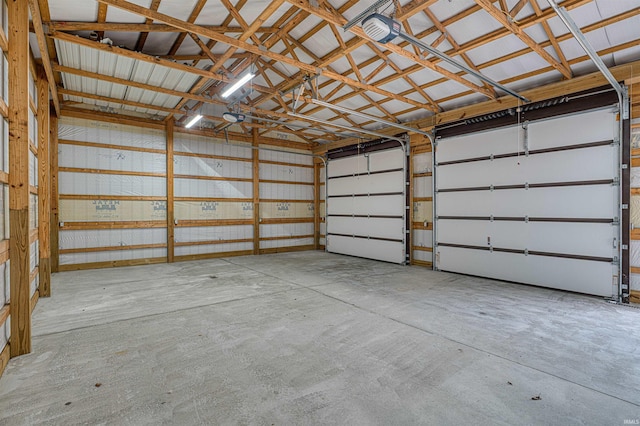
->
(134, 0, 162, 51)
(96, 0, 432, 111)
(474, 0, 572, 79)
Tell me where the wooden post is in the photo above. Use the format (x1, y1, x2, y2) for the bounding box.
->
(37, 67, 51, 297)
(8, 0, 32, 356)
(252, 128, 260, 255)
(50, 114, 59, 273)
(166, 118, 174, 263)
(313, 159, 321, 249)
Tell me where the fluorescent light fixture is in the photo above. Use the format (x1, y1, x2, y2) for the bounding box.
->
(185, 114, 203, 128)
(221, 73, 255, 98)
(312, 99, 431, 136)
(288, 112, 404, 143)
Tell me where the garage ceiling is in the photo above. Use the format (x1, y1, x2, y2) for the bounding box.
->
(29, 0, 640, 145)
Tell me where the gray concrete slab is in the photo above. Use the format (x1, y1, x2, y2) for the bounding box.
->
(0, 252, 639, 425)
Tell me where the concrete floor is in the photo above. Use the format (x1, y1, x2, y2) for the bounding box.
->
(0, 252, 639, 425)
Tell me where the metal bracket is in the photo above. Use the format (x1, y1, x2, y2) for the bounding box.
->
(613, 137, 620, 146)
(490, 154, 494, 161)
(612, 217, 620, 226)
(490, 185, 494, 192)
(524, 182, 529, 190)
(622, 204, 629, 210)
(622, 164, 628, 170)
(524, 215, 529, 223)
(613, 177, 620, 186)
(524, 248, 529, 256)
(523, 122, 529, 156)
(622, 244, 629, 250)
(490, 215, 494, 222)
(613, 256, 619, 265)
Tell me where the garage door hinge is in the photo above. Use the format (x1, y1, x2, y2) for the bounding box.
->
(613, 177, 620, 186)
(524, 248, 529, 256)
(613, 256, 619, 264)
(612, 217, 620, 225)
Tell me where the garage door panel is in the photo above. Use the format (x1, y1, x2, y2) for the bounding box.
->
(437, 185, 617, 218)
(437, 145, 616, 189)
(328, 171, 404, 196)
(328, 149, 403, 177)
(437, 246, 616, 297)
(328, 217, 403, 240)
(436, 126, 521, 161)
(327, 235, 405, 264)
(438, 220, 616, 257)
(328, 195, 405, 216)
(527, 108, 616, 150)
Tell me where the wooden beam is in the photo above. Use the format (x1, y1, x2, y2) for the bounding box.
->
(50, 114, 59, 273)
(252, 128, 260, 255)
(48, 22, 278, 33)
(474, 0, 571, 78)
(8, 0, 32, 357)
(28, 0, 61, 116)
(37, 67, 51, 297)
(313, 159, 321, 249)
(166, 118, 175, 263)
(95, 0, 431, 110)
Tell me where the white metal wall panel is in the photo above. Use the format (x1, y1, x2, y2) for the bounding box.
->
(437, 186, 617, 218)
(174, 155, 251, 179)
(326, 147, 406, 264)
(327, 235, 405, 264)
(59, 117, 166, 150)
(328, 171, 404, 196)
(329, 217, 404, 240)
(413, 230, 432, 248)
(174, 133, 252, 159)
(259, 164, 313, 183)
(437, 145, 617, 189)
(438, 246, 616, 297)
(435, 107, 619, 297)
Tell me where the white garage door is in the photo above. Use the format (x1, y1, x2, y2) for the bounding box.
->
(326, 147, 407, 264)
(434, 107, 620, 297)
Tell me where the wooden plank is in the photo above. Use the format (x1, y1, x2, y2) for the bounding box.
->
(60, 194, 166, 201)
(62, 107, 164, 130)
(0, 304, 9, 327)
(166, 118, 175, 263)
(252, 128, 260, 255)
(60, 221, 167, 230)
(174, 197, 252, 203)
(30, 229, 38, 244)
(29, 185, 38, 195)
(631, 290, 640, 304)
(174, 174, 252, 183)
(631, 229, 640, 241)
(260, 159, 314, 169)
(174, 250, 253, 262)
(0, 241, 9, 264)
(175, 219, 253, 228)
(314, 160, 320, 249)
(259, 245, 315, 255)
(411, 259, 433, 268)
(260, 234, 314, 241)
(632, 158, 640, 168)
(8, 0, 32, 357)
(29, 268, 39, 287)
(59, 139, 167, 155)
(0, 171, 8, 184)
(51, 115, 59, 273)
(174, 238, 253, 247)
(259, 199, 314, 203)
(174, 150, 252, 163)
(630, 266, 640, 274)
(260, 218, 314, 224)
(414, 197, 433, 202)
(37, 65, 50, 299)
(0, 342, 9, 380)
(59, 167, 166, 178)
(259, 179, 314, 186)
(0, 25, 7, 53)
(412, 222, 434, 231)
(413, 172, 433, 178)
(27, 0, 60, 115)
(58, 257, 167, 272)
(60, 243, 167, 254)
(412, 246, 433, 252)
(0, 98, 7, 119)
